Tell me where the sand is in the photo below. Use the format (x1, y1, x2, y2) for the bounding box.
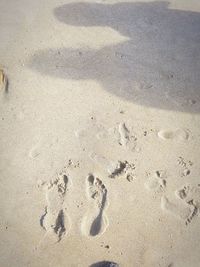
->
(0, 0, 200, 266)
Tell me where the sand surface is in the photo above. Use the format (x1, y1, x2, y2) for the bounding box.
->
(0, 0, 200, 266)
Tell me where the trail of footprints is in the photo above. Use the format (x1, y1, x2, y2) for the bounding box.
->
(76, 121, 189, 152)
(38, 122, 197, 243)
(76, 121, 138, 152)
(39, 156, 136, 242)
(39, 166, 109, 241)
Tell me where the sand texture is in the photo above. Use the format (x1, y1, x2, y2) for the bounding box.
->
(0, 0, 200, 266)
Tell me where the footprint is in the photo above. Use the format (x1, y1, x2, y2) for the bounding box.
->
(177, 157, 192, 177)
(161, 196, 197, 225)
(96, 123, 137, 150)
(118, 122, 130, 146)
(175, 185, 191, 200)
(175, 184, 200, 222)
(108, 160, 136, 180)
(90, 153, 136, 180)
(118, 123, 137, 150)
(158, 129, 189, 141)
(81, 174, 108, 237)
(145, 171, 166, 192)
(40, 172, 71, 242)
(90, 152, 125, 177)
(75, 121, 138, 152)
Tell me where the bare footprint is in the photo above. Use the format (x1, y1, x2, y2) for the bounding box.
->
(90, 153, 136, 180)
(175, 185, 191, 200)
(177, 157, 192, 177)
(145, 171, 166, 192)
(161, 196, 197, 225)
(40, 172, 71, 242)
(118, 122, 130, 146)
(90, 152, 127, 178)
(118, 123, 137, 150)
(96, 123, 137, 150)
(158, 129, 189, 141)
(175, 184, 200, 222)
(81, 174, 108, 237)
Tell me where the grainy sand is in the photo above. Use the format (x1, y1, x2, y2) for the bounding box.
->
(0, 0, 200, 266)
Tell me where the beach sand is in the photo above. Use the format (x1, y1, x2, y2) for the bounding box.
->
(0, 0, 200, 266)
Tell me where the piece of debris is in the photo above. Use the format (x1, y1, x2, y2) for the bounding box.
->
(0, 69, 8, 93)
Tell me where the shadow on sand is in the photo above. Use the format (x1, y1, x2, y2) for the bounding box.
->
(29, 1, 200, 113)
(89, 261, 119, 267)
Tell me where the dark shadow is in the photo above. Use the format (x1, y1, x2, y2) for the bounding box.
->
(90, 189, 107, 236)
(29, 2, 200, 113)
(89, 261, 119, 267)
